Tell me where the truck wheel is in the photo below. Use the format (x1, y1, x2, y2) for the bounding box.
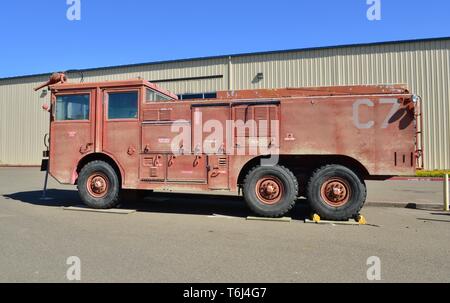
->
(78, 161, 120, 209)
(243, 165, 298, 218)
(307, 165, 367, 221)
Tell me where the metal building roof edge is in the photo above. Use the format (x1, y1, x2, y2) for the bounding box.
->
(1, 36, 449, 82)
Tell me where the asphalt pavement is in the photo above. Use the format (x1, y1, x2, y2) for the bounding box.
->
(0, 168, 449, 283)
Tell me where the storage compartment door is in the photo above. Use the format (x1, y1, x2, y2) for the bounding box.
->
(166, 155, 207, 183)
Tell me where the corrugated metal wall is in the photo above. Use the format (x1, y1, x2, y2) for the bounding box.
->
(0, 76, 52, 166)
(231, 39, 450, 170)
(74, 57, 229, 93)
(0, 39, 449, 169)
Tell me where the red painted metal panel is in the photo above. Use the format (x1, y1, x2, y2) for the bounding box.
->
(44, 79, 417, 193)
(102, 88, 141, 188)
(139, 154, 166, 181)
(167, 155, 207, 182)
(208, 155, 230, 190)
(49, 89, 95, 184)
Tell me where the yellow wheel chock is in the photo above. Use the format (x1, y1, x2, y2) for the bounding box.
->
(356, 214, 367, 225)
(307, 213, 367, 225)
(311, 214, 321, 223)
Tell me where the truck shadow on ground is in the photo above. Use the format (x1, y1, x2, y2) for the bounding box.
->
(3, 189, 311, 220)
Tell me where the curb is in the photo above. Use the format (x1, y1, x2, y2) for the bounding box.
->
(389, 177, 444, 182)
(366, 201, 443, 210)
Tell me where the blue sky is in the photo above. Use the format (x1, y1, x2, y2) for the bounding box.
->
(0, 0, 449, 78)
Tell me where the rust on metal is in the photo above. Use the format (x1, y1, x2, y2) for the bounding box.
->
(35, 74, 419, 203)
(87, 173, 109, 198)
(216, 84, 410, 99)
(320, 178, 351, 207)
(256, 176, 284, 205)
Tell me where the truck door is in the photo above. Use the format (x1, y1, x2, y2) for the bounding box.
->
(192, 104, 230, 190)
(102, 88, 141, 187)
(50, 90, 95, 184)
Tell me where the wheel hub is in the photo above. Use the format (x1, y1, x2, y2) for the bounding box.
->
(321, 178, 351, 207)
(87, 173, 109, 198)
(256, 177, 284, 205)
(266, 184, 275, 194)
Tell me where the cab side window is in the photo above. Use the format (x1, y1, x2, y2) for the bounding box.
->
(56, 94, 90, 121)
(108, 91, 138, 119)
(146, 88, 172, 102)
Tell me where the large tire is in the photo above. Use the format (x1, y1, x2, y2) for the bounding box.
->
(307, 165, 366, 221)
(243, 165, 298, 218)
(77, 161, 121, 209)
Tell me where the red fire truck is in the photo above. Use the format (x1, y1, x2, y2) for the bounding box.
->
(36, 73, 423, 221)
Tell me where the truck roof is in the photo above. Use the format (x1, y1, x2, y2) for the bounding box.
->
(50, 79, 179, 100)
(49, 77, 410, 101)
(217, 85, 410, 99)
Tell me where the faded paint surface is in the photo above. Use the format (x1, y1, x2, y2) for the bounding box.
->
(47, 79, 417, 193)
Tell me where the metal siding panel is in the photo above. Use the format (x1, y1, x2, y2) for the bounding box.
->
(68, 57, 228, 94)
(0, 77, 50, 165)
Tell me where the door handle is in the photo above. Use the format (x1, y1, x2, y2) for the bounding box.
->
(193, 155, 202, 167)
(211, 168, 220, 178)
(127, 146, 136, 156)
(154, 155, 162, 167)
(194, 144, 201, 155)
(168, 155, 176, 167)
(179, 143, 184, 155)
(218, 143, 225, 154)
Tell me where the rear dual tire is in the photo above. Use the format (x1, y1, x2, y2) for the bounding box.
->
(242, 164, 366, 221)
(307, 165, 367, 221)
(243, 165, 298, 218)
